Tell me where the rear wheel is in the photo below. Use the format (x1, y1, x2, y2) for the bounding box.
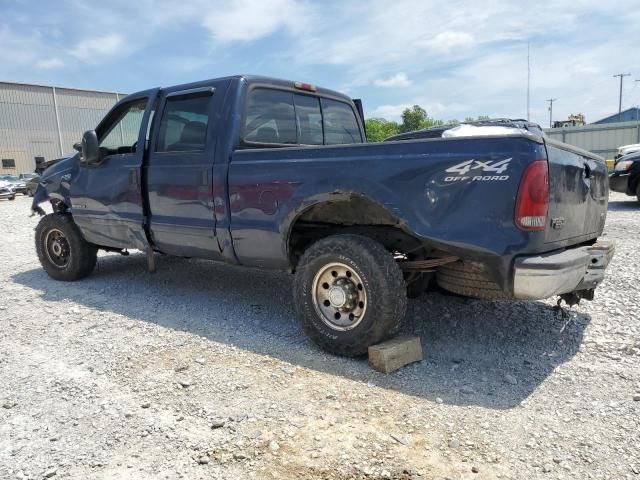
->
(636, 184, 640, 203)
(8, 195, 15, 201)
(293, 234, 407, 356)
(35, 213, 98, 281)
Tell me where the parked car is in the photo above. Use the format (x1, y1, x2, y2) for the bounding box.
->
(24, 175, 41, 197)
(609, 151, 640, 202)
(31, 75, 614, 356)
(615, 143, 640, 159)
(0, 181, 16, 201)
(0, 175, 26, 195)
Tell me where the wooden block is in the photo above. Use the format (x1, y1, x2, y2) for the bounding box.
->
(368, 336, 423, 374)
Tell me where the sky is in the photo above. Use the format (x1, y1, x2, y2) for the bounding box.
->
(1, 0, 640, 126)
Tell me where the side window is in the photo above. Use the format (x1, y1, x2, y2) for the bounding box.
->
(294, 94, 323, 145)
(321, 98, 363, 145)
(156, 93, 212, 153)
(243, 89, 296, 145)
(99, 99, 147, 152)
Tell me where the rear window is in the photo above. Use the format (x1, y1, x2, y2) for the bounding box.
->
(294, 94, 323, 145)
(243, 89, 297, 144)
(322, 98, 362, 145)
(242, 88, 362, 146)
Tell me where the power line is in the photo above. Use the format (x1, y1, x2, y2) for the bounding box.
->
(546, 98, 557, 128)
(613, 73, 631, 120)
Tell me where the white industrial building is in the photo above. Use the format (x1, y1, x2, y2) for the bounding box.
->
(0, 81, 124, 175)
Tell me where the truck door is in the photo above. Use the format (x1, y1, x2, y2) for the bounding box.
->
(70, 89, 158, 250)
(145, 83, 225, 259)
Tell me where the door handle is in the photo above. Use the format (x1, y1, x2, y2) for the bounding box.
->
(201, 170, 209, 186)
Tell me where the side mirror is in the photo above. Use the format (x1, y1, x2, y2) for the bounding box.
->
(81, 130, 100, 164)
(73, 142, 82, 152)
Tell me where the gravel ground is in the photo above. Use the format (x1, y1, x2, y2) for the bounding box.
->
(1, 193, 639, 480)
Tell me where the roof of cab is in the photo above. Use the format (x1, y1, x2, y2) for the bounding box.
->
(125, 75, 353, 103)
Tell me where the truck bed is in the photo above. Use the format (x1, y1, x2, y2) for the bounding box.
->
(227, 132, 608, 294)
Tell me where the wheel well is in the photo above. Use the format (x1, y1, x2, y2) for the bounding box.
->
(288, 196, 427, 268)
(51, 198, 69, 213)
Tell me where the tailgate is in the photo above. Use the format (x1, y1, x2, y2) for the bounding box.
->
(544, 139, 608, 243)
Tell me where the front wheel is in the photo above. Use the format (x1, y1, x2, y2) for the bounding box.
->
(293, 234, 407, 356)
(35, 213, 98, 281)
(8, 195, 15, 201)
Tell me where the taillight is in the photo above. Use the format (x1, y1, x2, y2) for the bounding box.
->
(294, 81, 317, 92)
(515, 160, 549, 231)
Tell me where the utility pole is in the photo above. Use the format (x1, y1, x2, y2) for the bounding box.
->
(613, 73, 630, 121)
(527, 42, 531, 121)
(546, 98, 557, 128)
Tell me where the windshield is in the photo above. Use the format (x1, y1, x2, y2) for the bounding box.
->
(1, 175, 19, 182)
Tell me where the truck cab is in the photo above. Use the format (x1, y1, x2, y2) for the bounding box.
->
(37, 76, 365, 262)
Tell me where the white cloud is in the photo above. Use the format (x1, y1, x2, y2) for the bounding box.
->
(35, 58, 64, 69)
(418, 31, 475, 52)
(374, 73, 412, 88)
(70, 33, 124, 60)
(1, 0, 638, 128)
(202, 0, 311, 42)
(369, 101, 470, 122)
(369, 104, 411, 121)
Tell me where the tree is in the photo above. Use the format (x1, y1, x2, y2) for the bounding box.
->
(365, 105, 491, 141)
(364, 118, 400, 142)
(399, 105, 444, 133)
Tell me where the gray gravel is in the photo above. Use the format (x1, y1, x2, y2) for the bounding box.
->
(1, 193, 639, 479)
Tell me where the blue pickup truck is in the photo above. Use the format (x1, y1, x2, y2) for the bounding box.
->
(31, 75, 614, 356)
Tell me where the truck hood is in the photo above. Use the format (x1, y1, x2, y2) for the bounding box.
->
(39, 154, 78, 181)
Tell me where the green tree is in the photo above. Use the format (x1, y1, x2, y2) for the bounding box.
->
(364, 118, 400, 142)
(399, 105, 444, 133)
(365, 105, 490, 141)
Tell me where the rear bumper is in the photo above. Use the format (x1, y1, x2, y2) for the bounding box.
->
(609, 172, 630, 194)
(513, 240, 615, 300)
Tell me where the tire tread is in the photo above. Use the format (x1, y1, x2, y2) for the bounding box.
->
(437, 261, 510, 300)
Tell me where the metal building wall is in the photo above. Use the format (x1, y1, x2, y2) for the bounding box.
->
(0, 81, 122, 175)
(545, 121, 640, 160)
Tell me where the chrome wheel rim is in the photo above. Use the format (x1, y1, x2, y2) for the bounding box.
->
(311, 262, 367, 331)
(44, 228, 70, 268)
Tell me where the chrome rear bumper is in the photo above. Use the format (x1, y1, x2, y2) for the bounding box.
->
(513, 240, 615, 300)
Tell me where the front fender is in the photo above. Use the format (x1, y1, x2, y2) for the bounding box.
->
(30, 155, 78, 215)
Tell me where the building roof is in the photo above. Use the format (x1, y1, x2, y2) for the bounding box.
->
(592, 107, 640, 124)
(0, 80, 126, 96)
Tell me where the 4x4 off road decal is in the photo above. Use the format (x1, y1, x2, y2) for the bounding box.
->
(444, 158, 512, 182)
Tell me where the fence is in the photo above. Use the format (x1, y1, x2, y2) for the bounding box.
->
(544, 120, 640, 160)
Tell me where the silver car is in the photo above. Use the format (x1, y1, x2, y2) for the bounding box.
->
(0, 181, 16, 201)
